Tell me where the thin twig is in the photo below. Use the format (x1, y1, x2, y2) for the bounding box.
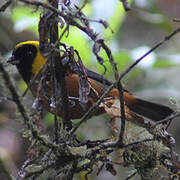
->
(50, 55, 59, 144)
(0, 0, 12, 12)
(0, 62, 29, 124)
(17, 0, 62, 15)
(44, 1, 72, 130)
(0, 61, 55, 148)
(24, 160, 55, 179)
(173, 18, 180, 22)
(120, 0, 131, 11)
(117, 82, 126, 147)
(21, 59, 49, 97)
(79, 0, 88, 11)
(118, 28, 180, 81)
(151, 112, 180, 129)
(124, 171, 137, 180)
(100, 40, 119, 80)
(59, 25, 69, 41)
(122, 138, 154, 148)
(99, 40, 126, 146)
(83, 138, 154, 159)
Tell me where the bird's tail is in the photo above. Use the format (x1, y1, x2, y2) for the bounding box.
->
(109, 90, 174, 121)
(126, 96, 174, 121)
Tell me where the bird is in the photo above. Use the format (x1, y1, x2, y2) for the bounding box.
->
(7, 41, 174, 121)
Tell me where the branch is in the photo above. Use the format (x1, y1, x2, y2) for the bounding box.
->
(150, 112, 180, 129)
(0, 61, 55, 149)
(99, 40, 126, 147)
(0, 62, 29, 124)
(47, 1, 72, 131)
(120, 0, 131, 11)
(38, 11, 72, 131)
(118, 28, 180, 81)
(0, 0, 12, 12)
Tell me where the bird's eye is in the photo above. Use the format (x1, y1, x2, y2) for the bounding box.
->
(27, 51, 33, 56)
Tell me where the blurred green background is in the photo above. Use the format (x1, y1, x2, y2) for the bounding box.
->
(0, 0, 180, 179)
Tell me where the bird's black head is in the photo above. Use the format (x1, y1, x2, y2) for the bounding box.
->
(8, 41, 38, 83)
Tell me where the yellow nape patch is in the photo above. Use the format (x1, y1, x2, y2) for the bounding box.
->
(15, 41, 47, 76)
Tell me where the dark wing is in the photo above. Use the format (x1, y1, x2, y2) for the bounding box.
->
(85, 68, 112, 86)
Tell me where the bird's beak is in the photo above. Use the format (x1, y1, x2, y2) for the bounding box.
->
(7, 55, 20, 65)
